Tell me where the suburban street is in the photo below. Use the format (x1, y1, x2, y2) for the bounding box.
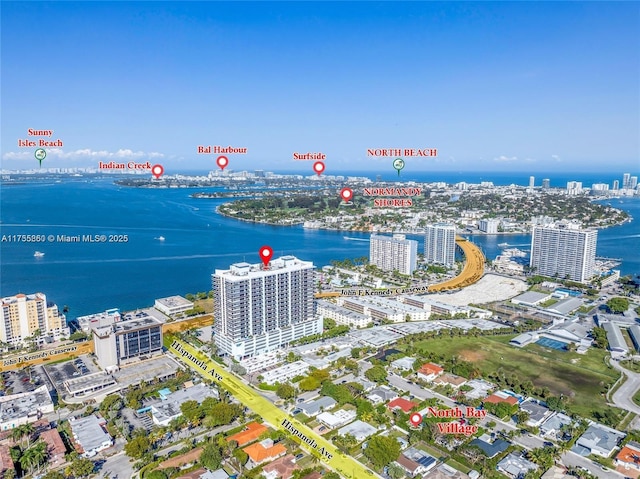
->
(610, 359, 640, 415)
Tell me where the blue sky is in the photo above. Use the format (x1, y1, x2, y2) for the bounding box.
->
(1, 1, 638, 173)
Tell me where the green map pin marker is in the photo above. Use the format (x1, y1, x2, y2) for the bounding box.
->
(35, 148, 47, 167)
(393, 158, 405, 176)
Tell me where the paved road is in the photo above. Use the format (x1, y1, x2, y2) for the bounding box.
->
(562, 451, 624, 479)
(166, 338, 381, 479)
(316, 236, 485, 298)
(609, 359, 640, 415)
(97, 450, 133, 479)
(428, 237, 485, 292)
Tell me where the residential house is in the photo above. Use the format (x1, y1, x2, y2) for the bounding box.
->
(520, 400, 551, 427)
(226, 422, 268, 446)
(391, 357, 415, 371)
(573, 423, 625, 458)
(615, 441, 640, 471)
(367, 386, 398, 405)
(298, 397, 336, 417)
(469, 435, 510, 458)
(40, 428, 66, 468)
(387, 398, 418, 413)
(243, 439, 287, 465)
(262, 454, 300, 479)
(434, 373, 467, 389)
(497, 453, 538, 478)
(417, 363, 444, 382)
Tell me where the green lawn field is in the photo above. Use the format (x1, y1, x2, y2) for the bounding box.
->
(411, 334, 621, 420)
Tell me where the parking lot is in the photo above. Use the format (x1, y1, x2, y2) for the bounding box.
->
(44, 355, 97, 393)
(1, 365, 45, 395)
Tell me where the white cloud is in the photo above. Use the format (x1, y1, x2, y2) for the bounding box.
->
(493, 155, 518, 163)
(551, 154, 562, 162)
(2, 148, 165, 161)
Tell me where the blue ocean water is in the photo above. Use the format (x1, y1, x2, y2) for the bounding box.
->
(0, 172, 638, 318)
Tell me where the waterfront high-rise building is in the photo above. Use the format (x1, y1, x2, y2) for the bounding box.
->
(630, 176, 638, 190)
(0, 293, 68, 346)
(212, 255, 321, 359)
(613, 180, 620, 191)
(369, 234, 418, 275)
(566, 181, 583, 195)
(424, 223, 456, 266)
(529, 222, 597, 283)
(478, 219, 500, 234)
(542, 178, 550, 189)
(529, 176, 535, 189)
(623, 173, 631, 189)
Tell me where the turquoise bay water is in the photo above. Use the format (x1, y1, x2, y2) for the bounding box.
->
(1, 175, 638, 318)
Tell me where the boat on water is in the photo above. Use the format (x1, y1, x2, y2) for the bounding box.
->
(34, 251, 45, 258)
(498, 242, 509, 248)
(155, 236, 165, 241)
(344, 236, 369, 242)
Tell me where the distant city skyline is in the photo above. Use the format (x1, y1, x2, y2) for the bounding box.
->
(2, 2, 638, 172)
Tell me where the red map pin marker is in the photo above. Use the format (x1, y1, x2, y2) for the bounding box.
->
(409, 412, 423, 427)
(151, 164, 164, 179)
(259, 245, 273, 267)
(217, 156, 229, 171)
(313, 161, 325, 176)
(340, 187, 353, 202)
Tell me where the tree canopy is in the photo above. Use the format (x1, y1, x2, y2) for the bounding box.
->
(363, 435, 401, 469)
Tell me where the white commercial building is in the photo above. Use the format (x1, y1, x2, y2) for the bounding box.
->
(213, 256, 322, 359)
(530, 221, 597, 283)
(92, 311, 163, 370)
(260, 360, 309, 385)
(316, 300, 371, 328)
(69, 414, 113, 457)
(369, 234, 418, 275)
(0, 385, 54, 431)
(317, 409, 356, 429)
(154, 295, 194, 316)
(337, 297, 430, 323)
(424, 223, 456, 266)
(240, 352, 283, 374)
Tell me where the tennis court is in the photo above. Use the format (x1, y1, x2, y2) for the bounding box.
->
(536, 337, 568, 350)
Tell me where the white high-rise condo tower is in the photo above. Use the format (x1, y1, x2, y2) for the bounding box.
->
(369, 234, 418, 275)
(212, 255, 321, 359)
(424, 223, 456, 266)
(529, 221, 597, 283)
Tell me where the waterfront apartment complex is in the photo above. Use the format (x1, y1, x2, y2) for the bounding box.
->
(478, 219, 499, 234)
(369, 234, 418, 275)
(212, 255, 322, 359)
(529, 221, 597, 283)
(0, 293, 68, 346)
(424, 223, 456, 266)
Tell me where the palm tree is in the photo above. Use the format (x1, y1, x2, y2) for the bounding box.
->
(29, 441, 48, 474)
(20, 447, 36, 474)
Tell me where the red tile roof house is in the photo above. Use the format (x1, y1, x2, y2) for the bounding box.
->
(40, 428, 67, 468)
(226, 422, 268, 446)
(262, 454, 300, 479)
(387, 397, 418, 413)
(417, 363, 444, 382)
(243, 439, 287, 466)
(483, 392, 519, 406)
(0, 444, 15, 478)
(616, 441, 640, 472)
